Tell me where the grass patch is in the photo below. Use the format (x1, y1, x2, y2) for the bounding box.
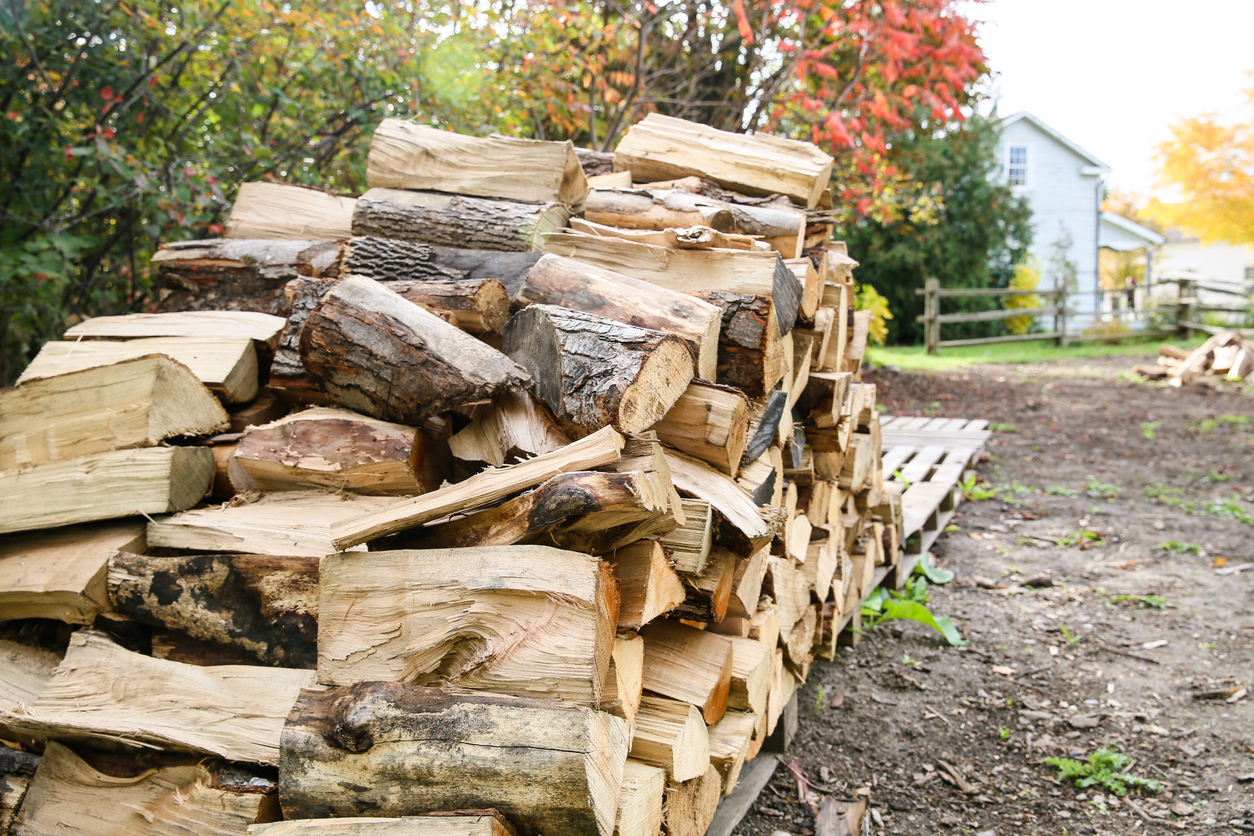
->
(867, 336, 1208, 371)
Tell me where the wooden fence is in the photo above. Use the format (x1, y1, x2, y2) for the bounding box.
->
(915, 277, 1254, 355)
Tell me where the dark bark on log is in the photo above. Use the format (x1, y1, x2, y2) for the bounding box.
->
(154, 239, 341, 315)
(278, 683, 627, 836)
(108, 551, 318, 668)
(339, 236, 465, 283)
(300, 276, 529, 424)
(690, 292, 783, 398)
(426, 248, 543, 298)
(576, 148, 616, 177)
(742, 390, 789, 464)
(383, 278, 510, 336)
(353, 189, 568, 252)
(504, 305, 693, 434)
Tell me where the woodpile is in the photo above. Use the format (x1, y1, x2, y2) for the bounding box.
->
(0, 114, 900, 836)
(1132, 330, 1254, 386)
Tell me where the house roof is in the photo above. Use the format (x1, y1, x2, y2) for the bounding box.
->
(1099, 211, 1165, 251)
(998, 112, 1111, 173)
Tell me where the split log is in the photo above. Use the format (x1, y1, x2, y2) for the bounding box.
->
(366, 119, 589, 206)
(329, 425, 625, 549)
(0, 748, 39, 834)
(725, 635, 771, 716)
(516, 254, 721, 381)
(640, 620, 732, 724)
(252, 816, 514, 836)
(504, 305, 693, 434)
(300, 275, 529, 424)
(544, 233, 800, 334)
(0, 639, 60, 716)
(707, 710, 757, 795)
(602, 634, 645, 728)
(153, 238, 341, 315)
(660, 499, 714, 575)
(629, 695, 710, 782)
(613, 114, 834, 208)
(669, 547, 737, 624)
(765, 556, 810, 636)
(0, 446, 214, 535)
(690, 292, 784, 397)
(353, 188, 569, 252)
(787, 257, 823, 322)
(1, 355, 227, 471)
(782, 601, 818, 669)
(839, 433, 874, 491)
(727, 543, 770, 620)
(448, 390, 571, 468)
(422, 247, 542, 298)
(663, 766, 723, 836)
(652, 381, 749, 477)
(108, 552, 318, 669)
(12, 742, 278, 836)
(317, 547, 617, 705)
(0, 520, 144, 625)
(606, 541, 685, 631)
(736, 449, 781, 507)
(663, 451, 773, 556)
(383, 278, 510, 336)
(232, 407, 442, 496)
(18, 337, 259, 404)
(64, 310, 286, 347)
(147, 492, 399, 558)
(802, 536, 839, 603)
(568, 218, 763, 252)
(226, 182, 356, 240)
(278, 682, 627, 836)
(5, 631, 315, 765)
(613, 761, 665, 836)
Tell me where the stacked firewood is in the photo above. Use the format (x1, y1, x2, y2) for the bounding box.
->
(1131, 330, 1254, 385)
(0, 114, 901, 836)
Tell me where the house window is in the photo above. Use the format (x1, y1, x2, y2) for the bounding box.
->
(1008, 145, 1028, 186)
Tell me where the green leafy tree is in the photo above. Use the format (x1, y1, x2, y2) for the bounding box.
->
(841, 112, 1033, 344)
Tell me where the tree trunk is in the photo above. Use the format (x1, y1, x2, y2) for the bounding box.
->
(516, 254, 722, 381)
(690, 292, 785, 398)
(504, 305, 693, 435)
(278, 682, 627, 836)
(300, 276, 529, 424)
(353, 188, 569, 252)
(108, 551, 319, 669)
(316, 547, 618, 707)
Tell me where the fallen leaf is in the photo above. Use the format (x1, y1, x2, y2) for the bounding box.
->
(829, 693, 844, 709)
(969, 531, 984, 540)
(1170, 801, 1194, 816)
(991, 665, 1017, 676)
(1109, 559, 1139, 570)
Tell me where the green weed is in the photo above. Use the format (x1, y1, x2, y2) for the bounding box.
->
(1219, 414, 1253, 426)
(990, 422, 1018, 432)
(999, 726, 1011, 740)
(1045, 485, 1078, 497)
(1058, 529, 1103, 548)
(1158, 541, 1200, 554)
(902, 653, 918, 665)
(1058, 624, 1082, 646)
(1204, 496, 1254, 527)
(1202, 469, 1234, 483)
(1109, 594, 1171, 609)
(1143, 484, 1181, 500)
(1084, 479, 1120, 500)
(1140, 421, 1159, 440)
(862, 583, 968, 647)
(1044, 748, 1161, 796)
(1195, 418, 1218, 435)
(960, 474, 997, 501)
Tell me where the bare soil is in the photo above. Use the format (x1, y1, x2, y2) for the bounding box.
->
(735, 354, 1254, 836)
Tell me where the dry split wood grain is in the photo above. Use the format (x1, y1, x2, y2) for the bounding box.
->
(4, 631, 315, 765)
(0, 520, 144, 624)
(663, 764, 723, 836)
(660, 498, 714, 575)
(707, 709, 757, 795)
(226, 181, 357, 240)
(669, 546, 737, 625)
(725, 634, 772, 716)
(602, 633, 644, 728)
(366, 120, 589, 206)
(448, 390, 571, 467)
(278, 683, 627, 836)
(629, 695, 710, 782)
(64, 310, 286, 348)
(1, 355, 227, 471)
(663, 450, 772, 556)
(651, 380, 749, 477)
(317, 547, 617, 705)
(354, 187, 569, 252)
(0, 639, 60, 716)
(605, 540, 685, 630)
(640, 620, 732, 724)
(251, 815, 514, 836)
(383, 277, 510, 336)
(727, 542, 769, 620)
(613, 761, 665, 836)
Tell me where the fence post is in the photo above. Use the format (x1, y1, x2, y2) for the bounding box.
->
(1177, 278, 1195, 339)
(1054, 282, 1069, 348)
(924, 278, 940, 355)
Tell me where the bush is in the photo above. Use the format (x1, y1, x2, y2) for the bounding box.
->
(1003, 261, 1042, 335)
(856, 284, 894, 345)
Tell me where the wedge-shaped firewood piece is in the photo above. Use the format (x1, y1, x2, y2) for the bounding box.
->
(602, 633, 644, 729)
(406, 470, 666, 551)
(317, 547, 618, 704)
(152, 238, 342, 314)
(0, 639, 60, 716)
(13, 742, 277, 836)
(18, 337, 259, 404)
(629, 695, 710, 782)
(803, 535, 840, 602)
(252, 815, 515, 836)
(669, 547, 737, 625)
(0, 447, 213, 535)
(301, 276, 529, 424)
(279, 683, 627, 836)
(354, 188, 569, 252)
(449, 390, 571, 467)
(640, 620, 732, 724)
(330, 425, 624, 549)
(517, 254, 721, 381)
(0, 520, 144, 624)
(614, 114, 834, 207)
(148, 492, 397, 557)
(108, 552, 318, 669)
(544, 233, 799, 334)
(65, 310, 286, 347)
(367, 120, 589, 206)
(382, 277, 510, 336)
(660, 498, 714, 575)
(707, 710, 757, 795)
(606, 540, 685, 630)
(652, 380, 749, 477)
(663, 451, 772, 557)
(232, 407, 440, 496)
(4, 631, 314, 765)
(725, 634, 772, 716)
(1, 355, 227, 471)
(766, 556, 810, 636)
(663, 765, 723, 836)
(727, 543, 769, 620)
(614, 761, 666, 836)
(505, 305, 693, 434)
(225, 181, 357, 240)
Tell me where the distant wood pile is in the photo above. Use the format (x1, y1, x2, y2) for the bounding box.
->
(1132, 330, 1254, 385)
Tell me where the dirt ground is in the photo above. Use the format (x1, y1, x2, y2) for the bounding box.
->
(735, 353, 1254, 836)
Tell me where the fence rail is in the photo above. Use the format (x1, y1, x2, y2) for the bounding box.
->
(915, 277, 1253, 355)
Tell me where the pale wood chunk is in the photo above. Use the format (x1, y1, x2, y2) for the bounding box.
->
(449, 390, 570, 467)
(663, 765, 723, 836)
(669, 547, 737, 625)
(629, 695, 710, 782)
(4, 631, 315, 765)
(317, 547, 617, 706)
(651, 380, 749, 477)
(727, 543, 769, 620)
(0, 447, 213, 535)
(659, 499, 714, 575)
(278, 683, 627, 836)
(640, 620, 732, 724)
(355, 187, 569, 252)
(663, 451, 772, 556)
(0, 521, 144, 624)
(64, 310, 286, 347)
(606, 541, 685, 630)
(252, 816, 513, 836)
(602, 633, 645, 729)
(366, 119, 589, 206)
(0, 639, 60, 716)
(226, 182, 356, 240)
(613, 760, 665, 836)
(725, 635, 772, 716)
(707, 710, 757, 795)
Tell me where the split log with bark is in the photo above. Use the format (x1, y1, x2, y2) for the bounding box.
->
(353, 188, 569, 252)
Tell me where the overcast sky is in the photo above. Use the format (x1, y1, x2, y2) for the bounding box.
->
(966, 0, 1254, 194)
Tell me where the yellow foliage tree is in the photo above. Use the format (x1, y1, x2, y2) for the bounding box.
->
(1003, 261, 1041, 335)
(1145, 83, 1254, 244)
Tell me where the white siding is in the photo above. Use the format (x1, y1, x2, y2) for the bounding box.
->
(1154, 239, 1254, 309)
